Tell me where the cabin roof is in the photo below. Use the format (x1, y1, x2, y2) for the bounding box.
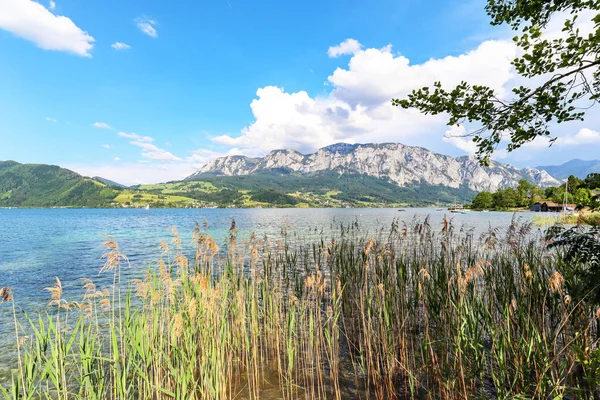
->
(531, 202, 576, 208)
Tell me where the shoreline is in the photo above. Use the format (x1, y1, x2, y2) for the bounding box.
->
(0, 205, 533, 211)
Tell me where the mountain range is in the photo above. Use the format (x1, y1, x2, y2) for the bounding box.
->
(189, 143, 561, 192)
(537, 159, 600, 179)
(0, 143, 573, 208)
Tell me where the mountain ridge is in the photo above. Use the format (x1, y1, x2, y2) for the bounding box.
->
(188, 142, 561, 192)
(93, 176, 127, 188)
(537, 159, 600, 179)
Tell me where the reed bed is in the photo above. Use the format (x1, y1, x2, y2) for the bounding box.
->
(1, 217, 599, 399)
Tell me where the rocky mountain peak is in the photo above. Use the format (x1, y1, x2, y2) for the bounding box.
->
(188, 142, 562, 192)
(321, 143, 361, 155)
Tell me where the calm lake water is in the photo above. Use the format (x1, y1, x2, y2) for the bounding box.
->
(0, 207, 542, 368)
(0, 207, 543, 306)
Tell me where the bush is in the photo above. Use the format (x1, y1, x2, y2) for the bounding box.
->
(547, 226, 600, 305)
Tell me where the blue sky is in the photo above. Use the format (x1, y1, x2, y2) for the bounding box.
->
(1, 0, 599, 185)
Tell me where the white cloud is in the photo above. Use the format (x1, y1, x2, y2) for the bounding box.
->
(134, 142, 181, 161)
(111, 42, 131, 51)
(189, 147, 243, 168)
(213, 38, 516, 156)
(92, 122, 112, 130)
(441, 125, 511, 160)
(442, 125, 478, 155)
(517, 128, 600, 150)
(67, 143, 241, 185)
(117, 131, 180, 161)
(117, 131, 153, 142)
(45, 117, 57, 122)
(48, 0, 55, 11)
(558, 128, 600, 145)
(136, 17, 158, 38)
(328, 39, 515, 107)
(102, 144, 111, 149)
(0, 0, 94, 57)
(328, 38, 362, 58)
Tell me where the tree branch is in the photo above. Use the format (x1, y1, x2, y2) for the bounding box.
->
(517, 60, 600, 105)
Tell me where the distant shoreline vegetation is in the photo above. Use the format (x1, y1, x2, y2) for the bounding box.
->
(469, 174, 600, 211)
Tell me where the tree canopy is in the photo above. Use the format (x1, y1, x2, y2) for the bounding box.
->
(393, 0, 600, 164)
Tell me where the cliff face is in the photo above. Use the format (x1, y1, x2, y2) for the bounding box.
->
(189, 143, 561, 192)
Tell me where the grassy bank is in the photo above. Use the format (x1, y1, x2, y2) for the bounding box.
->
(1, 219, 599, 399)
(533, 212, 600, 227)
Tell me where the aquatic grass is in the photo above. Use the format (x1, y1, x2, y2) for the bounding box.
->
(1, 216, 599, 398)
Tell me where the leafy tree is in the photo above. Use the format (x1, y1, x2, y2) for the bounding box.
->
(531, 185, 545, 201)
(585, 172, 600, 190)
(472, 191, 494, 209)
(393, 1, 600, 164)
(567, 175, 584, 194)
(551, 187, 574, 204)
(545, 186, 557, 199)
(516, 179, 535, 206)
(492, 187, 518, 209)
(592, 193, 600, 210)
(573, 187, 592, 206)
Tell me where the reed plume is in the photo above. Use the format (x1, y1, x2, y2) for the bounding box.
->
(0, 286, 12, 302)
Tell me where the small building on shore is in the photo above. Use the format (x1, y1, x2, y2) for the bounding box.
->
(530, 202, 577, 212)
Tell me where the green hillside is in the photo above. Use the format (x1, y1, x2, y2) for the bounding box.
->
(0, 162, 476, 208)
(175, 169, 477, 207)
(0, 161, 119, 207)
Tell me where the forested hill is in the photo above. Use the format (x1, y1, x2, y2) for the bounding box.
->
(0, 161, 119, 207)
(182, 170, 477, 206)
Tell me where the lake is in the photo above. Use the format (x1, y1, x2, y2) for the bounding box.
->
(0, 207, 550, 388)
(0, 207, 542, 308)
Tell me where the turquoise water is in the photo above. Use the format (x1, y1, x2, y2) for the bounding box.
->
(0, 207, 538, 365)
(0, 207, 539, 303)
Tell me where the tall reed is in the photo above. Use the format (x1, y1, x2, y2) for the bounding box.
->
(1, 216, 599, 399)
